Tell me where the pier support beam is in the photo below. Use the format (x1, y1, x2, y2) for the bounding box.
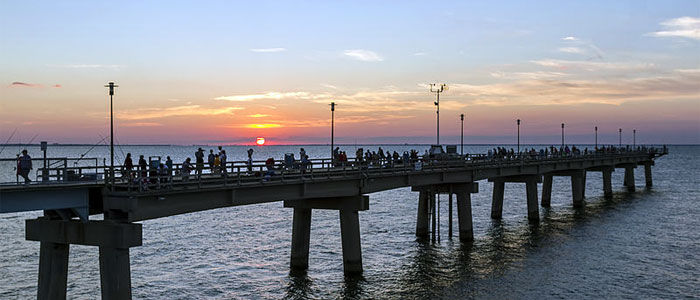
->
(603, 168, 614, 198)
(571, 170, 585, 207)
(290, 208, 312, 270)
(640, 161, 654, 187)
(99, 247, 133, 300)
(456, 190, 473, 242)
(416, 190, 430, 238)
(582, 171, 587, 199)
(541, 175, 553, 207)
(491, 180, 505, 219)
(37, 242, 69, 300)
(489, 175, 540, 222)
(339, 210, 363, 274)
(624, 166, 636, 192)
(26, 217, 142, 300)
(284, 195, 368, 275)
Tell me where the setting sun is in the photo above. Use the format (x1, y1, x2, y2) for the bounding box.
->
(256, 137, 266, 146)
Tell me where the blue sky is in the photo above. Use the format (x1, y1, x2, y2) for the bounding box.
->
(1, 1, 698, 144)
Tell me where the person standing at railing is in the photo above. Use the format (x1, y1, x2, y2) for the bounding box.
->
(123, 153, 134, 182)
(213, 154, 221, 174)
(166, 156, 173, 176)
(182, 158, 192, 182)
(18, 149, 32, 184)
(208, 149, 215, 173)
(195, 148, 204, 179)
(220, 150, 227, 176)
(247, 148, 254, 173)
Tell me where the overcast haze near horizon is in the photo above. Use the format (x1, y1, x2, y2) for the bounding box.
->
(1, 1, 699, 146)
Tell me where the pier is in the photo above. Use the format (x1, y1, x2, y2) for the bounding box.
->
(0, 147, 667, 300)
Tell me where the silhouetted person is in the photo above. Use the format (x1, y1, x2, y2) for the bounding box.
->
(208, 149, 215, 172)
(195, 148, 204, 178)
(123, 153, 133, 181)
(18, 149, 32, 184)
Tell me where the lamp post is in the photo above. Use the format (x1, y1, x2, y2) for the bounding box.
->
(330, 102, 336, 162)
(595, 126, 598, 149)
(561, 123, 565, 148)
(633, 129, 636, 147)
(430, 83, 448, 145)
(619, 128, 622, 147)
(517, 119, 521, 153)
(460, 114, 464, 156)
(104, 82, 118, 184)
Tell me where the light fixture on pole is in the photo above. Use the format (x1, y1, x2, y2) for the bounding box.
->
(430, 83, 448, 145)
(595, 126, 598, 149)
(460, 113, 464, 156)
(633, 129, 636, 147)
(619, 128, 622, 147)
(330, 102, 336, 162)
(561, 123, 565, 148)
(517, 119, 521, 153)
(104, 82, 118, 184)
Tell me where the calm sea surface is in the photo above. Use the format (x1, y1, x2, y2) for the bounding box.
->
(1, 145, 698, 299)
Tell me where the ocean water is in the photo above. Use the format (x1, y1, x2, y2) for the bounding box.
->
(1, 145, 698, 299)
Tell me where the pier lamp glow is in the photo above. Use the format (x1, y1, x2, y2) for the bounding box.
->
(517, 119, 521, 153)
(104, 82, 118, 184)
(430, 83, 448, 145)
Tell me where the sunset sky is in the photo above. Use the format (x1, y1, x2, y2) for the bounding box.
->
(1, 1, 698, 145)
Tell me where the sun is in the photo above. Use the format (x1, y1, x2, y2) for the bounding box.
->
(256, 137, 266, 146)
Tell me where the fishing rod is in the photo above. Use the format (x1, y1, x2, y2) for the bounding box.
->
(17, 133, 39, 154)
(74, 135, 109, 165)
(0, 128, 18, 156)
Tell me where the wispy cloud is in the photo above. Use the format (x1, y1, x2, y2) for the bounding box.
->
(46, 64, 124, 69)
(343, 49, 384, 62)
(249, 48, 287, 53)
(118, 105, 244, 120)
(248, 114, 269, 118)
(558, 47, 586, 54)
(215, 92, 330, 101)
(648, 16, 700, 40)
(9, 82, 61, 88)
(121, 122, 163, 127)
(413, 52, 427, 56)
(10, 82, 42, 88)
(531, 59, 654, 72)
(562, 36, 579, 41)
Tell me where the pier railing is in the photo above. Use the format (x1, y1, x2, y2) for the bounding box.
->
(0, 146, 667, 190)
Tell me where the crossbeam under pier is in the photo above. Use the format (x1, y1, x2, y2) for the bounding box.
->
(26, 217, 142, 300)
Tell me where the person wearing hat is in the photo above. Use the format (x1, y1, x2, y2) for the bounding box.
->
(18, 149, 32, 184)
(195, 148, 205, 179)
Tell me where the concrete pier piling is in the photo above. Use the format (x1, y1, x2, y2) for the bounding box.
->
(290, 208, 312, 270)
(642, 162, 654, 187)
(603, 168, 614, 198)
(624, 166, 636, 192)
(571, 170, 585, 207)
(37, 242, 69, 300)
(541, 175, 553, 207)
(416, 190, 430, 238)
(525, 177, 539, 221)
(339, 210, 363, 274)
(491, 180, 505, 219)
